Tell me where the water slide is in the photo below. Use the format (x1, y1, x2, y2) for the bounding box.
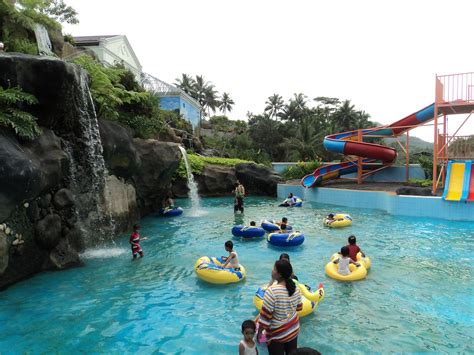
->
(442, 160, 474, 202)
(302, 104, 436, 188)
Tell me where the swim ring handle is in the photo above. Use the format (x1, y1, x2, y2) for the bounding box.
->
(293, 279, 325, 302)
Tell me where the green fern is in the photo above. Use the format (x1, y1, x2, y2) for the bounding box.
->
(0, 86, 42, 139)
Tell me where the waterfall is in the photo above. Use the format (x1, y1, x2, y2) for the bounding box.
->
(178, 146, 201, 212)
(33, 23, 54, 56)
(63, 69, 116, 247)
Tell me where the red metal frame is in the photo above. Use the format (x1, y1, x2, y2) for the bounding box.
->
(432, 72, 474, 194)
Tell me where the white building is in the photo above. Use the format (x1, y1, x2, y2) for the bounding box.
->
(73, 35, 142, 81)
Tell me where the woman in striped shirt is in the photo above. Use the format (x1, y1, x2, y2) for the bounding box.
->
(257, 259, 302, 355)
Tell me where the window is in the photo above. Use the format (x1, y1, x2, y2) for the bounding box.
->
(183, 103, 186, 108)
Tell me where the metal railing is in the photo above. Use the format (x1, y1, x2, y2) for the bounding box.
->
(436, 72, 474, 104)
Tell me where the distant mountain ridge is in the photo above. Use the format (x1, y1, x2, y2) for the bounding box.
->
(384, 136, 433, 152)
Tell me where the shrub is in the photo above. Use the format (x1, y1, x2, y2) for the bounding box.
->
(63, 33, 75, 45)
(73, 55, 149, 120)
(0, 86, 42, 139)
(176, 153, 253, 179)
(281, 160, 323, 180)
(407, 179, 433, 187)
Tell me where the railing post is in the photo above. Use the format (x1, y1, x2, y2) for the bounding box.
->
(405, 131, 409, 182)
(432, 75, 439, 195)
(357, 129, 362, 184)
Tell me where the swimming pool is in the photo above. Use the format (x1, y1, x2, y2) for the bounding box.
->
(0, 197, 472, 353)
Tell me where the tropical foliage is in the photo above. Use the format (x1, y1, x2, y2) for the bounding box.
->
(407, 178, 433, 187)
(0, 0, 78, 54)
(0, 85, 42, 139)
(175, 153, 252, 178)
(175, 74, 235, 117)
(73, 55, 150, 120)
(202, 95, 378, 164)
(281, 160, 323, 180)
(74, 55, 191, 139)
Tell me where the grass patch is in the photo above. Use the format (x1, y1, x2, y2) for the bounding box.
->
(407, 178, 433, 187)
(281, 161, 323, 180)
(176, 154, 254, 178)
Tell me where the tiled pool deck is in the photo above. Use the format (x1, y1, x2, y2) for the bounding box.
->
(278, 184, 474, 221)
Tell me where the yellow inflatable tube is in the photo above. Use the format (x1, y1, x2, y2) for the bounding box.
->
(194, 256, 246, 284)
(323, 214, 352, 228)
(357, 252, 371, 269)
(325, 253, 367, 281)
(253, 282, 324, 317)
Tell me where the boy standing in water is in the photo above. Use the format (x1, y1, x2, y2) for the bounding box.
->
(130, 224, 146, 259)
(233, 180, 245, 214)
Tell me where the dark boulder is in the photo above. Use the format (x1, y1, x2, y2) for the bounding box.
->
(133, 140, 181, 215)
(26, 201, 40, 223)
(38, 193, 52, 209)
(49, 238, 81, 270)
(0, 132, 42, 222)
(157, 126, 182, 143)
(0, 129, 68, 223)
(64, 227, 85, 253)
(0, 231, 8, 275)
(195, 165, 236, 196)
(23, 129, 68, 190)
(35, 214, 62, 249)
(235, 163, 281, 196)
(0, 54, 93, 136)
(98, 119, 141, 179)
(396, 186, 433, 196)
(53, 188, 74, 209)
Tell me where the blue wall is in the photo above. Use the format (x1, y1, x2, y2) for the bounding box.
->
(277, 184, 474, 222)
(271, 163, 426, 181)
(159, 96, 200, 128)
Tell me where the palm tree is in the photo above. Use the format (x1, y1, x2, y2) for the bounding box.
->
(193, 75, 208, 107)
(334, 100, 358, 132)
(174, 74, 195, 95)
(219, 92, 235, 116)
(203, 85, 219, 117)
(292, 93, 307, 111)
(264, 94, 284, 119)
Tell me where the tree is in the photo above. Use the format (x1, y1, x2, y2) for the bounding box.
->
(333, 100, 358, 132)
(219, 92, 234, 115)
(192, 75, 208, 107)
(15, 0, 79, 25)
(279, 93, 308, 123)
(42, 0, 79, 24)
(264, 94, 284, 119)
(203, 85, 218, 117)
(175, 73, 195, 95)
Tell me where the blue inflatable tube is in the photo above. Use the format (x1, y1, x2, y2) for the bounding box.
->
(232, 225, 265, 238)
(159, 207, 183, 217)
(279, 197, 303, 207)
(261, 220, 293, 233)
(267, 232, 304, 247)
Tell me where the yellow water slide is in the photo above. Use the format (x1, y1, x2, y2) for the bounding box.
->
(443, 162, 466, 201)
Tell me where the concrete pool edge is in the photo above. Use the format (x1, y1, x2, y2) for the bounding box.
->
(278, 184, 474, 222)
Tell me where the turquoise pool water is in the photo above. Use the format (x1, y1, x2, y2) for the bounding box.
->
(0, 197, 473, 353)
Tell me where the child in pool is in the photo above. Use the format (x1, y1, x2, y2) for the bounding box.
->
(332, 246, 360, 275)
(249, 221, 256, 227)
(325, 213, 336, 224)
(268, 253, 299, 286)
(277, 217, 288, 230)
(162, 195, 175, 210)
(221, 240, 240, 269)
(239, 319, 258, 355)
(130, 224, 147, 259)
(347, 235, 365, 262)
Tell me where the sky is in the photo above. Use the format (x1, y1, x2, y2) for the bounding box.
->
(63, 0, 474, 142)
